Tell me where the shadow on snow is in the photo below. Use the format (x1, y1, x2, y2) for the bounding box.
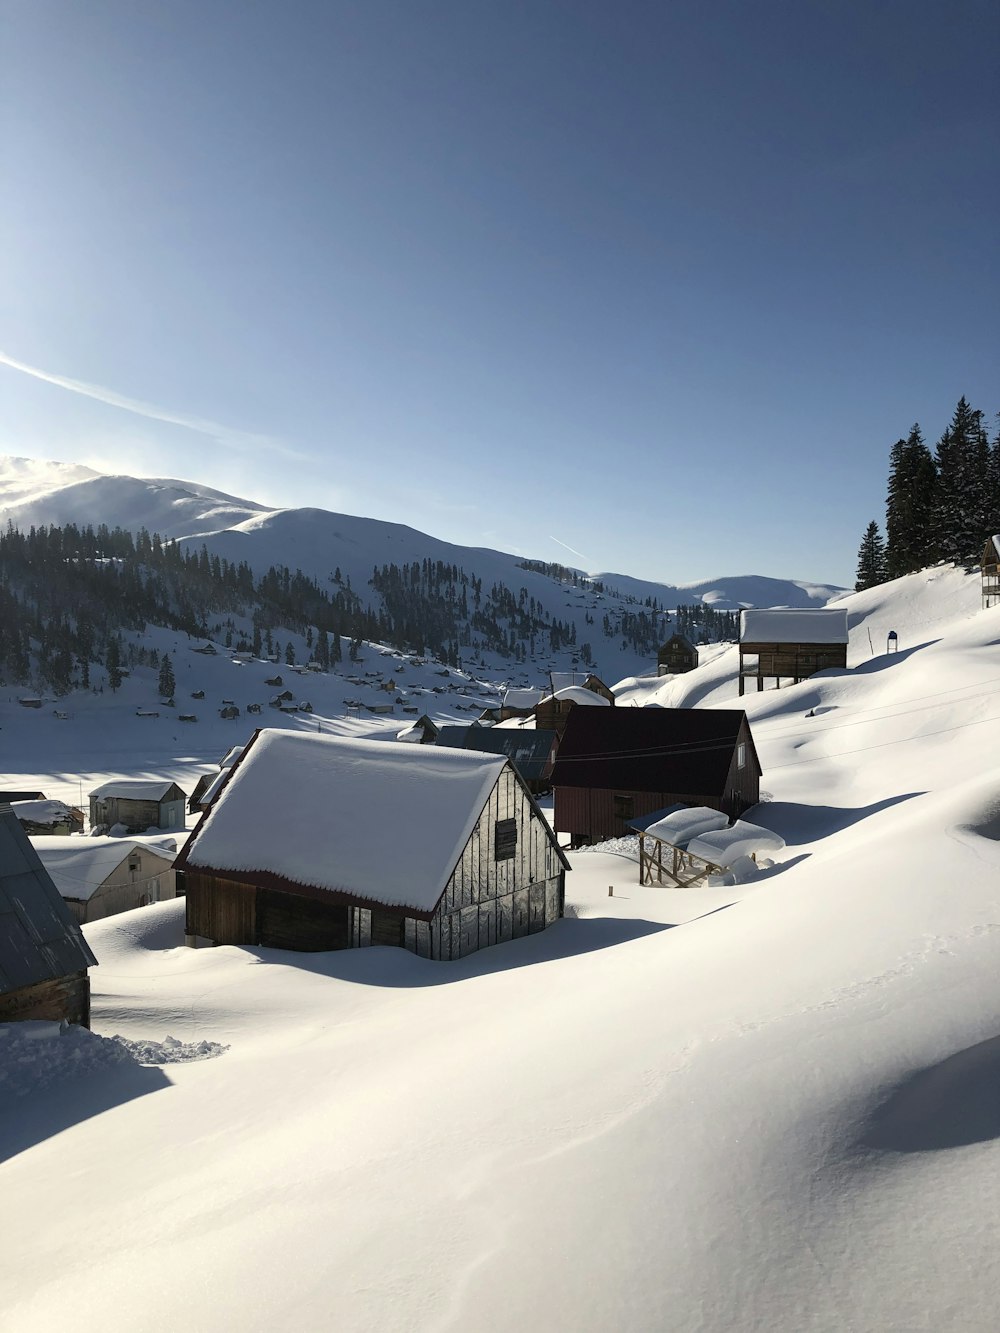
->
(752, 792, 926, 847)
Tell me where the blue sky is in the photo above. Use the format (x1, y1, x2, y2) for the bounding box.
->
(1, 0, 996, 586)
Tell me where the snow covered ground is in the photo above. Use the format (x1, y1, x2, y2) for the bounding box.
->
(2, 563, 1000, 1330)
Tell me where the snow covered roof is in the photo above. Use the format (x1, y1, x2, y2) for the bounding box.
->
(687, 821, 786, 868)
(89, 780, 185, 802)
(641, 807, 730, 848)
(10, 799, 76, 826)
(739, 608, 849, 645)
(181, 730, 513, 915)
(32, 836, 178, 902)
(220, 746, 245, 769)
(501, 687, 545, 709)
(540, 686, 611, 706)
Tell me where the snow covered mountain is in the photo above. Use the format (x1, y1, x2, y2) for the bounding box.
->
(0, 454, 843, 616)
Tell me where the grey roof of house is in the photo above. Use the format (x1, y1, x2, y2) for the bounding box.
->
(0, 805, 98, 995)
(436, 726, 557, 781)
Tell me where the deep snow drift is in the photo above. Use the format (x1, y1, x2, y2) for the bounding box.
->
(2, 563, 1000, 1332)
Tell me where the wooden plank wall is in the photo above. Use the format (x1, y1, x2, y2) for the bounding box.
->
(0, 971, 91, 1027)
(185, 872, 257, 944)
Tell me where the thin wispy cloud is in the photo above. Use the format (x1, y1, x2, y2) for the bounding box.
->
(549, 534, 590, 564)
(0, 349, 305, 460)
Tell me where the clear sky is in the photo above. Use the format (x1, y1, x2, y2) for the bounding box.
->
(1, 0, 996, 586)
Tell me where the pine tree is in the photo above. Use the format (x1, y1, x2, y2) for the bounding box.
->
(885, 424, 937, 578)
(158, 652, 175, 698)
(933, 397, 988, 569)
(855, 521, 887, 591)
(106, 636, 123, 692)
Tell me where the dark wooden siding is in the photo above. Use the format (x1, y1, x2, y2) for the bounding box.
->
(739, 641, 847, 692)
(0, 971, 90, 1027)
(257, 889, 348, 951)
(185, 872, 257, 944)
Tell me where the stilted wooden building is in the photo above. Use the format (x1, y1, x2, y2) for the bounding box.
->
(738, 608, 849, 695)
(177, 729, 569, 960)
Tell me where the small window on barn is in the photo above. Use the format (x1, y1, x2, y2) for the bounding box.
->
(129, 855, 142, 873)
(494, 818, 517, 861)
(613, 794, 634, 820)
(737, 742, 746, 770)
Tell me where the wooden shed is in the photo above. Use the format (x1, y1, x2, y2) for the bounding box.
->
(177, 729, 569, 960)
(549, 672, 616, 703)
(982, 535, 1000, 609)
(33, 835, 178, 924)
(0, 804, 97, 1026)
(550, 706, 761, 846)
(657, 633, 698, 676)
(89, 780, 187, 834)
(738, 608, 848, 695)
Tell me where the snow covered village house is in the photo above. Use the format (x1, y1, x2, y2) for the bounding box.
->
(982, 535, 1000, 609)
(550, 707, 761, 847)
(534, 683, 614, 739)
(657, 633, 698, 676)
(10, 799, 85, 836)
(33, 836, 178, 924)
(176, 729, 569, 959)
(0, 804, 98, 1026)
(89, 780, 187, 834)
(738, 608, 849, 695)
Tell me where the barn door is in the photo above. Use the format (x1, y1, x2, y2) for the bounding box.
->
(370, 910, 405, 948)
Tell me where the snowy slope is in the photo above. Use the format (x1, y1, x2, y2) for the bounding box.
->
(2, 563, 1000, 1331)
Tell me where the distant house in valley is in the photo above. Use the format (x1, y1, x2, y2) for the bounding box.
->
(33, 836, 178, 924)
(982, 535, 1000, 608)
(177, 729, 569, 959)
(436, 726, 559, 794)
(10, 799, 84, 837)
(550, 706, 761, 846)
(534, 683, 613, 738)
(89, 780, 187, 834)
(657, 633, 698, 677)
(738, 608, 849, 695)
(0, 804, 98, 1026)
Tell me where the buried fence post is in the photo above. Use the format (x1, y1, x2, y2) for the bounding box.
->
(608, 885, 614, 897)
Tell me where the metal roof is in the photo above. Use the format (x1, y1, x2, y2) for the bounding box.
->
(0, 805, 98, 996)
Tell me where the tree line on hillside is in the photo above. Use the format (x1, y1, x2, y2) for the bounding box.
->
(855, 396, 999, 590)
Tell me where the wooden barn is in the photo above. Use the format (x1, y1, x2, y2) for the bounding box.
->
(10, 799, 84, 836)
(550, 706, 761, 846)
(33, 836, 178, 924)
(549, 672, 616, 703)
(396, 714, 440, 744)
(0, 804, 98, 1026)
(436, 725, 559, 794)
(657, 633, 698, 676)
(982, 535, 1000, 608)
(738, 608, 849, 694)
(177, 729, 569, 960)
(89, 780, 187, 834)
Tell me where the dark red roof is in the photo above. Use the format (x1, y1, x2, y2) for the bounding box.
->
(550, 706, 758, 795)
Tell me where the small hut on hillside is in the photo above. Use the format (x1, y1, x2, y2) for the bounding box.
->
(738, 608, 849, 695)
(0, 804, 98, 1025)
(982, 535, 1000, 608)
(550, 706, 761, 846)
(657, 633, 698, 676)
(548, 672, 615, 703)
(177, 729, 569, 959)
